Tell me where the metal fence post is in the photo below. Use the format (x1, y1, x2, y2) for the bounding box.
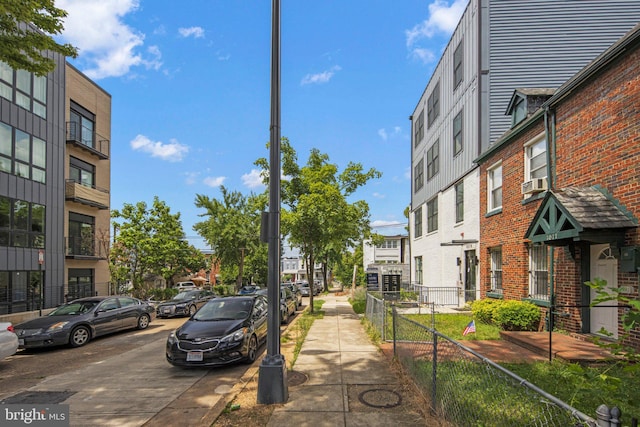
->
(392, 304, 397, 357)
(431, 332, 438, 415)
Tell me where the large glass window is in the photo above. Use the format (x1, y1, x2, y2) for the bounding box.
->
(427, 197, 438, 233)
(414, 110, 424, 147)
(453, 110, 463, 156)
(414, 158, 424, 192)
(427, 139, 439, 180)
(68, 212, 95, 256)
(455, 182, 464, 223)
(70, 104, 95, 149)
(69, 156, 95, 187)
(488, 163, 503, 211)
(427, 81, 440, 127)
(525, 136, 547, 180)
(414, 207, 422, 237)
(0, 197, 45, 249)
(453, 40, 463, 89)
(0, 62, 47, 118)
(490, 248, 503, 293)
(68, 269, 95, 300)
(415, 256, 423, 285)
(0, 122, 47, 183)
(529, 245, 549, 300)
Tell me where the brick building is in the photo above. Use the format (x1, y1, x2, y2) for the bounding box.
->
(476, 24, 640, 347)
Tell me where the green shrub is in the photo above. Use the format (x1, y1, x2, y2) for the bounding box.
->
(493, 300, 541, 331)
(471, 298, 504, 324)
(350, 287, 367, 314)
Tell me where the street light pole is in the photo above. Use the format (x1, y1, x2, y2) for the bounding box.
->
(257, 0, 288, 404)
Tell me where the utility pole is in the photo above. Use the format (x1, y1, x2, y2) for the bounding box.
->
(257, 0, 288, 404)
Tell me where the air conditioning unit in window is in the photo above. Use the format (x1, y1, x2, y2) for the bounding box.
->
(521, 177, 548, 195)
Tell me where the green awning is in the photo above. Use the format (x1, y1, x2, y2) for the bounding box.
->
(525, 187, 637, 245)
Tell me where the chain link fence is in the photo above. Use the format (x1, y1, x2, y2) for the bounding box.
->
(365, 293, 605, 427)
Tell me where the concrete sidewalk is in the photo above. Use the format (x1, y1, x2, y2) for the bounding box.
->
(266, 293, 427, 427)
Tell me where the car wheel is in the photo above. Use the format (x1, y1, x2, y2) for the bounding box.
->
(137, 314, 150, 330)
(244, 335, 258, 364)
(281, 310, 289, 325)
(69, 326, 90, 347)
(188, 305, 197, 316)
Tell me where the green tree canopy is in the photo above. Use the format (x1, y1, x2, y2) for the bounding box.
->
(193, 187, 267, 289)
(110, 197, 205, 297)
(0, 1, 77, 75)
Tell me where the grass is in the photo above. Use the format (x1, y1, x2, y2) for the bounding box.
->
(386, 312, 640, 422)
(281, 298, 324, 365)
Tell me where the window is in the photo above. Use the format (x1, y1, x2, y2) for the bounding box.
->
(529, 245, 548, 299)
(525, 135, 547, 180)
(490, 248, 503, 293)
(0, 122, 47, 183)
(69, 157, 95, 188)
(415, 256, 423, 285)
(455, 182, 464, 223)
(414, 158, 424, 192)
(427, 140, 439, 180)
(376, 240, 399, 249)
(453, 40, 463, 89)
(68, 269, 95, 300)
(427, 81, 440, 127)
(427, 197, 438, 233)
(0, 196, 45, 248)
(414, 207, 422, 237)
(512, 95, 526, 127)
(488, 163, 502, 211)
(414, 110, 424, 147)
(0, 270, 43, 314)
(69, 102, 96, 149)
(68, 212, 95, 256)
(0, 61, 47, 119)
(453, 110, 463, 155)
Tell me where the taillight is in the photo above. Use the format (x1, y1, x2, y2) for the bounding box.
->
(7, 325, 15, 333)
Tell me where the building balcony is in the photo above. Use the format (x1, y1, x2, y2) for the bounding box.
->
(66, 236, 109, 260)
(66, 122, 110, 159)
(65, 180, 109, 210)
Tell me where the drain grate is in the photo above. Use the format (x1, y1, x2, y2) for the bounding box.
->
(358, 388, 402, 409)
(287, 370, 308, 387)
(1, 391, 76, 404)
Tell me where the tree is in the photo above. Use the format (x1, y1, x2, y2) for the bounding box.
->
(110, 197, 205, 298)
(0, 1, 77, 75)
(256, 138, 381, 312)
(193, 187, 267, 290)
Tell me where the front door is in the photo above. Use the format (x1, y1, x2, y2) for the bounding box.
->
(464, 250, 477, 302)
(590, 244, 618, 339)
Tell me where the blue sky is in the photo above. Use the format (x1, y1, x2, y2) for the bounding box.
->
(56, 0, 467, 249)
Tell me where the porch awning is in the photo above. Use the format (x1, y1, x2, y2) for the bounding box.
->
(525, 186, 637, 246)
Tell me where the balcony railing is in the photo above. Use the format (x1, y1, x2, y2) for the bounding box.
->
(66, 236, 109, 259)
(65, 180, 109, 209)
(66, 122, 110, 159)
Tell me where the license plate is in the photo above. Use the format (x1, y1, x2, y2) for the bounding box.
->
(162, 307, 171, 313)
(187, 351, 203, 362)
(18, 339, 24, 346)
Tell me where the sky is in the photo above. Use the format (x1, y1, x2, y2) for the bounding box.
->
(55, 0, 468, 250)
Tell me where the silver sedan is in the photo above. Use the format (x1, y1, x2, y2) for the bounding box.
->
(0, 322, 19, 360)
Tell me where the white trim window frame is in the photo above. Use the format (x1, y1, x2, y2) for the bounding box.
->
(490, 247, 503, 293)
(487, 161, 503, 212)
(524, 133, 547, 181)
(529, 244, 549, 300)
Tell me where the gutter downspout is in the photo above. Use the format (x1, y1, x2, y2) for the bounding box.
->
(544, 106, 556, 362)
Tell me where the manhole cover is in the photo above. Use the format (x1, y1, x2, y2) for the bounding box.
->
(358, 389, 402, 409)
(287, 370, 308, 387)
(1, 391, 76, 404)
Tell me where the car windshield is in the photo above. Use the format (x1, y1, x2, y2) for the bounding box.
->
(173, 291, 196, 300)
(49, 301, 98, 316)
(193, 299, 253, 321)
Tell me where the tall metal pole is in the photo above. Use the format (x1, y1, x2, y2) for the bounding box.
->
(257, 0, 288, 404)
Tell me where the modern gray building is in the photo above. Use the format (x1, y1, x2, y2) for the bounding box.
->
(409, 0, 640, 304)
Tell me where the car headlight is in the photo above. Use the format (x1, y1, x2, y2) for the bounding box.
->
(175, 303, 186, 308)
(220, 328, 247, 343)
(46, 322, 69, 332)
(167, 330, 178, 344)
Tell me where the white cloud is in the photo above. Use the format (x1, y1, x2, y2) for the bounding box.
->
(301, 65, 342, 85)
(372, 192, 385, 199)
(178, 27, 205, 38)
(130, 134, 189, 162)
(406, 0, 467, 63)
(242, 169, 266, 189)
(203, 176, 226, 187)
(185, 172, 199, 185)
(57, 0, 162, 79)
(371, 219, 407, 229)
(378, 126, 403, 141)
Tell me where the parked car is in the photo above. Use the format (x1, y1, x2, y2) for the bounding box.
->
(166, 295, 268, 367)
(313, 281, 324, 294)
(282, 283, 302, 309)
(237, 285, 260, 295)
(0, 322, 18, 360)
(13, 296, 155, 349)
(298, 282, 317, 297)
(156, 289, 216, 318)
(175, 281, 196, 291)
(279, 287, 296, 324)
